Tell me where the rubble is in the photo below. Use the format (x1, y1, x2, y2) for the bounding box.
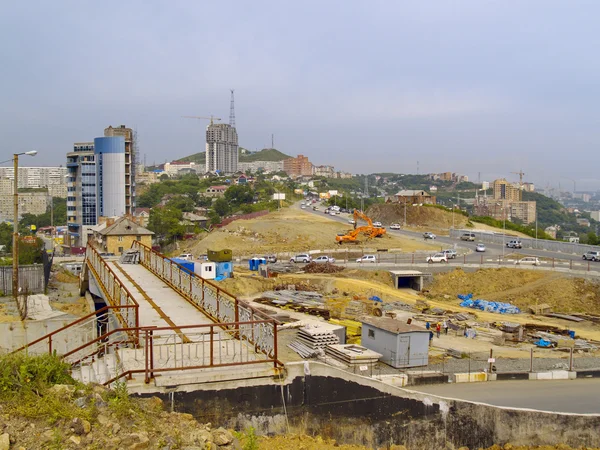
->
(303, 261, 345, 274)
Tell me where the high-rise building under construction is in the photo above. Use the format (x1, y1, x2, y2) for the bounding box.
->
(205, 123, 238, 174)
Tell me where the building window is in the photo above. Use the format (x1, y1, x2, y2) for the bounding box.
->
(118, 247, 123, 253)
(118, 236, 123, 242)
(368, 329, 375, 339)
(136, 235, 141, 241)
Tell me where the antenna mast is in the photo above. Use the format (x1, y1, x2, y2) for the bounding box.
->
(229, 89, 236, 128)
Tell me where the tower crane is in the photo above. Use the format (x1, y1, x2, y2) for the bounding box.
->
(182, 115, 222, 125)
(511, 170, 526, 189)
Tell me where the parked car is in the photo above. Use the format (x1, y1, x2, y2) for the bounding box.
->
(582, 251, 600, 261)
(475, 243, 486, 252)
(263, 255, 277, 263)
(348, 218, 356, 224)
(98, 252, 116, 257)
(515, 257, 541, 266)
(356, 255, 377, 263)
(442, 249, 457, 259)
(427, 253, 448, 263)
(506, 240, 523, 249)
(290, 254, 312, 263)
(312, 206, 319, 211)
(423, 232, 436, 240)
(314, 255, 336, 263)
(329, 211, 337, 216)
(460, 232, 476, 241)
(389, 223, 401, 230)
(300, 205, 306, 209)
(373, 221, 383, 228)
(177, 253, 194, 261)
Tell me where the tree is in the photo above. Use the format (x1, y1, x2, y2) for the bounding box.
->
(147, 206, 185, 243)
(224, 185, 254, 207)
(213, 197, 230, 217)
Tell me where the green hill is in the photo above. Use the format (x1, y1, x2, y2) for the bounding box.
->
(176, 148, 290, 166)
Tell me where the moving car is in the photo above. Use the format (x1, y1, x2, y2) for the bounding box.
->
(515, 257, 541, 266)
(442, 249, 457, 259)
(314, 255, 336, 263)
(582, 251, 600, 261)
(423, 232, 436, 240)
(475, 243, 486, 252)
(506, 240, 523, 249)
(312, 206, 318, 211)
(290, 254, 312, 263)
(356, 255, 377, 263)
(263, 255, 277, 263)
(389, 223, 401, 230)
(427, 253, 448, 263)
(460, 232, 476, 241)
(300, 205, 306, 209)
(373, 221, 383, 228)
(177, 253, 194, 261)
(348, 218, 356, 224)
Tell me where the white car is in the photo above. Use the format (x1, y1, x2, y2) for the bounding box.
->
(177, 253, 194, 261)
(356, 255, 377, 263)
(329, 211, 337, 216)
(373, 221, 383, 227)
(423, 232, 436, 240)
(314, 255, 336, 264)
(300, 205, 306, 209)
(427, 253, 448, 263)
(515, 257, 541, 266)
(348, 218, 356, 224)
(475, 243, 486, 252)
(290, 254, 312, 263)
(389, 223, 401, 230)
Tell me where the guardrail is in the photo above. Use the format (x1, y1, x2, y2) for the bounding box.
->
(130, 241, 278, 364)
(449, 229, 600, 255)
(85, 244, 139, 330)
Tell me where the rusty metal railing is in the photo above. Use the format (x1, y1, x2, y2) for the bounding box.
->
(85, 244, 139, 330)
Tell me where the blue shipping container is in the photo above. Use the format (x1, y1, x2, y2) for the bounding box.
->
(215, 261, 233, 278)
(170, 258, 195, 274)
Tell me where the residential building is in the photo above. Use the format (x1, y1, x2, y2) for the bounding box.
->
(544, 226, 558, 239)
(48, 184, 67, 198)
(134, 207, 151, 227)
(164, 161, 197, 176)
(283, 154, 313, 177)
(313, 165, 335, 178)
(238, 161, 284, 174)
(493, 178, 521, 202)
(509, 201, 537, 224)
(522, 182, 535, 192)
(91, 216, 153, 256)
(66, 126, 136, 247)
(387, 190, 436, 205)
(0, 166, 68, 189)
(205, 185, 228, 197)
(334, 171, 353, 179)
(440, 172, 453, 181)
(481, 181, 490, 190)
(0, 178, 49, 220)
(577, 218, 591, 227)
(590, 211, 600, 222)
(136, 171, 161, 185)
(206, 123, 238, 174)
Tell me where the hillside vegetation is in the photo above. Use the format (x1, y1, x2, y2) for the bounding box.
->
(176, 147, 291, 165)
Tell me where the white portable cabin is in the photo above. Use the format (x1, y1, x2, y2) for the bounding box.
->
(195, 262, 216, 280)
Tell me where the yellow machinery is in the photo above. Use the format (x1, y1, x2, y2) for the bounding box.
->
(335, 209, 386, 244)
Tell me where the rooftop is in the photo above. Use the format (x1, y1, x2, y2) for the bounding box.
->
(99, 217, 154, 236)
(360, 316, 428, 334)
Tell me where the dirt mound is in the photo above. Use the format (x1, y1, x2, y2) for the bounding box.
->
(426, 268, 600, 314)
(367, 204, 469, 229)
(304, 262, 344, 274)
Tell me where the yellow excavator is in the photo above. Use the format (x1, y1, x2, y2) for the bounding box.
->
(335, 209, 386, 244)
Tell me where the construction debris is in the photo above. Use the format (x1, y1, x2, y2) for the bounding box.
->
(458, 294, 521, 314)
(543, 313, 584, 322)
(529, 303, 552, 315)
(325, 344, 382, 367)
(303, 262, 344, 274)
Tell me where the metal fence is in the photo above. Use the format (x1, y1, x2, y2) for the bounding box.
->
(449, 229, 600, 255)
(0, 265, 46, 295)
(130, 241, 278, 365)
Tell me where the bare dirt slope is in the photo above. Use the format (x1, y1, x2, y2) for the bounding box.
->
(426, 268, 600, 314)
(185, 208, 438, 255)
(367, 203, 529, 237)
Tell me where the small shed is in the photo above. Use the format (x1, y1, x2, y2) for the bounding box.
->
(390, 270, 430, 291)
(360, 316, 429, 368)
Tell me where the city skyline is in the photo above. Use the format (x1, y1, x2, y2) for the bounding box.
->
(1, 2, 600, 189)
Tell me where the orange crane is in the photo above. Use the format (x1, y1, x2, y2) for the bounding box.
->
(335, 209, 386, 244)
(182, 115, 222, 125)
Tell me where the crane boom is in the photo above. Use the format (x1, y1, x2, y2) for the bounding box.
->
(182, 115, 222, 125)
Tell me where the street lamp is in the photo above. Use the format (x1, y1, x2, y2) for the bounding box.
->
(12, 150, 38, 308)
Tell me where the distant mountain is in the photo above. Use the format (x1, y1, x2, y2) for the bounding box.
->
(175, 148, 291, 166)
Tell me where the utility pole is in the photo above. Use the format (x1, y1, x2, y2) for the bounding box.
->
(404, 201, 407, 226)
(229, 89, 236, 128)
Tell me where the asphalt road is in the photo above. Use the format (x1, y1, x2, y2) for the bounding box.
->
(299, 203, 600, 268)
(408, 379, 600, 414)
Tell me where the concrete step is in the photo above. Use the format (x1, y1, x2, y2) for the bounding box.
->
(71, 353, 123, 385)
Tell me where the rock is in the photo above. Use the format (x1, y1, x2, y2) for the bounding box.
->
(74, 397, 88, 408)
(220, 440, 242, 450)
(69, 435, 82, 446)
(97, 414, 110, 425)
(48, 384, 75, 399)
(211, 428, 233, 446)
(191, 429, 212, 445)
(503, 445, 514, 450)
(94, 393, 108, 408)
(389, 446, 408, 450)
(0, 433, 9, 450)
(123, 432, 150, 449)
(70, 417, 91, 435)
(112, 423, 121, 435)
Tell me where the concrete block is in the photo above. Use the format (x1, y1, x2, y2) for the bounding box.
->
(454, 372, 487, 383)
(528, 373, 538, 380)
(568, 371, 577, 380)
(552, 370, 569, 380)
(536, 372, 553, 380)
(488, 373, 497, 381)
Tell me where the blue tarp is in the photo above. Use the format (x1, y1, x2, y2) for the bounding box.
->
(534, 338, 553, 348)
(370, 296, 383, 303)
(458, 293, 521, 314)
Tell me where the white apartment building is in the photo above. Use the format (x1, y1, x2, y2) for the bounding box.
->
(0, 166, 68, 189)
(0, 178, 49, 221)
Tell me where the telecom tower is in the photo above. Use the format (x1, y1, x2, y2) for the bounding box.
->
(229, 89, 236, 128)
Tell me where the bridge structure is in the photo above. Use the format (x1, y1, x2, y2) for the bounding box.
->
(18, 241, 280, 389)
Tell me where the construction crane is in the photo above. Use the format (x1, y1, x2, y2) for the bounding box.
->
(511, 170, 526, 188)
(335, 209, 386, 244)
(182, 115, 222, 125)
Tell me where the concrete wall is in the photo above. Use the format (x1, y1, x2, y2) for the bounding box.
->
(143, 362, 600, 449)
(104, 235, 151, 256)
(0, 265, 45, 295)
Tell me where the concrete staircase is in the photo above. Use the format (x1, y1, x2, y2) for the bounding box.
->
(71, 353, 123, 385)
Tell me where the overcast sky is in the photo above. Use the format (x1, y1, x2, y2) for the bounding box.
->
(1, 1, 599, 190)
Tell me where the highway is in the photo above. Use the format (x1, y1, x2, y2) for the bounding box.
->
(409, 379, 600, 414)
(298, 202, 598, 267)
